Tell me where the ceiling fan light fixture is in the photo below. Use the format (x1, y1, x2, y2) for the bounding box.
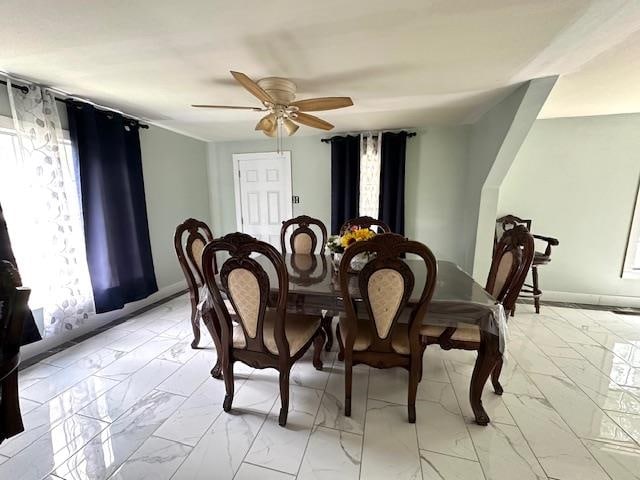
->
(255, 113, 276, 134)
(282, 117, 299, 136)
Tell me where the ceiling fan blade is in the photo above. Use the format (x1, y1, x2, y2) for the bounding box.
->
(191, 104, 264, 111)
(255, 113, 277, 137)
(290, 97, 353, 112)
(293, 112, 334, 131)
(230, 71, 274, 105)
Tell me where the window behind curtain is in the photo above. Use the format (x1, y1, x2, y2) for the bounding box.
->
(358, 133, 381, 218)
(0, 125, 80, 310)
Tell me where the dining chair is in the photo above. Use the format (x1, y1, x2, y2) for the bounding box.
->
(336, 233, 437, 423)
(495, 214, 558, 314)
(339, 216, 391, 235)
(202, 232, 326, 426)
(280, 215, 328, 255)
(174, 218, 215, 349)
(421, 225, 534, 400)
(280, 215, 334, 351)
(0, 261, 31, 444)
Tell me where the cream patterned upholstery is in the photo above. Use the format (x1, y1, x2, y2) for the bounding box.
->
(191, 238, 206, 277)
(491, 251, 514, 298)
(263, 309, 321, 356)
(338, 316, 412, 354)
(227, 268, 261, 338)
(293, 232, 313, 254)
(367, 268, 405, 339)
(420, 324, 481, 343)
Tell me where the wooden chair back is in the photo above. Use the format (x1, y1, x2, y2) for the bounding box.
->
(202, 233, 291, 357)
(495, 214, 531, 246)
(174, 218, 215, 291)
(339, 216, 391, 235)
(486, 225, 535, 313)
(280, 215, 328, 254)
(339, 233, 437, 354)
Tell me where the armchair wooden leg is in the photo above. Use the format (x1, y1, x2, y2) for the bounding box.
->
(222, 358, 234, 413)
(189, 299, 201, 349)
(408, 353, 421, 423)
(344, 355, 353, 417)
(419, 341, 427, 383)
(336, 325, 345, 362)
(312, 330, 325, 371)
(278, 368, 290, 427)
(491, 355, 504, 395)
(532, 266, 541, 314)
(321, 313, 334, 352)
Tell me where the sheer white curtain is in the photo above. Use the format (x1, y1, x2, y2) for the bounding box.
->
(3, 81, 94, 336)
(359, 133, 382, 219)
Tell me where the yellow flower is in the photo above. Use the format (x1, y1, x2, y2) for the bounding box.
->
(340, 227, 375, 248)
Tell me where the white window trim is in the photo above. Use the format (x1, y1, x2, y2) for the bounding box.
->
(622, 176, 640, 279)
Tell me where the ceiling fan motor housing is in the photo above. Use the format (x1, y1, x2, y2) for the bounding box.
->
(257, 77, 297, 105)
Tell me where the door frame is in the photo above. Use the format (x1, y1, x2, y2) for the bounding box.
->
(232, 151, 293, 233)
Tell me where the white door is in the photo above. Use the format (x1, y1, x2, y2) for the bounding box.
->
(233, 151, 293, 247)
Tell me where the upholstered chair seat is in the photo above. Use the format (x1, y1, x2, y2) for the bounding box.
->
(420, 324, 481, 343)
(264, 311, 322, 356)
(231, 311, 321, 355)
(338, 316, 412, 354)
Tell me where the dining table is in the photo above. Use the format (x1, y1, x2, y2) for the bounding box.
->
(202, 253, 507, 425)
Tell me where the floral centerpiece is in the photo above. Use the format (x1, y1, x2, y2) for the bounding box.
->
(326, 226, 376, 272)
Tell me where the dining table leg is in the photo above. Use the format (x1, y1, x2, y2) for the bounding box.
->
(201, 307, 224, 379)
(469, 331, 501, 425)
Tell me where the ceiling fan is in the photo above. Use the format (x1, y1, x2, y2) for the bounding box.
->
(192, 71, 353, 137)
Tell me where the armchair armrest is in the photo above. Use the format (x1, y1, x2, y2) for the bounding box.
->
(532, 234, 559, 257)
(532, 234, 559, 246)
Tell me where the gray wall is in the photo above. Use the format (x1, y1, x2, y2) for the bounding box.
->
(499, 114, 640, 300)
(207, 127, 470, 265)
(140, 126, 210, 289)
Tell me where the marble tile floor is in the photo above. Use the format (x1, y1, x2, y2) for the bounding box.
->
(4, 295, 640, 479)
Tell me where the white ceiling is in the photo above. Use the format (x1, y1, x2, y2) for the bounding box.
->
(2, 0, 640, 141)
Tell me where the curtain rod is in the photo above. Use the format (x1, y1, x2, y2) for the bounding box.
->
(321, 130, 416, 143)
(0, 78, 149, 129)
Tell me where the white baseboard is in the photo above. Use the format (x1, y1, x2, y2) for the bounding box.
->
(543, 290, 640, 308)
(21, 280, 188, 362)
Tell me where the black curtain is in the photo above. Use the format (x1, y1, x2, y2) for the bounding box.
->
(330, 135, 360, 234)
(379, 131, 408, 235)
(0, 203, 41, 345)
(67, 102, 158, 313)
